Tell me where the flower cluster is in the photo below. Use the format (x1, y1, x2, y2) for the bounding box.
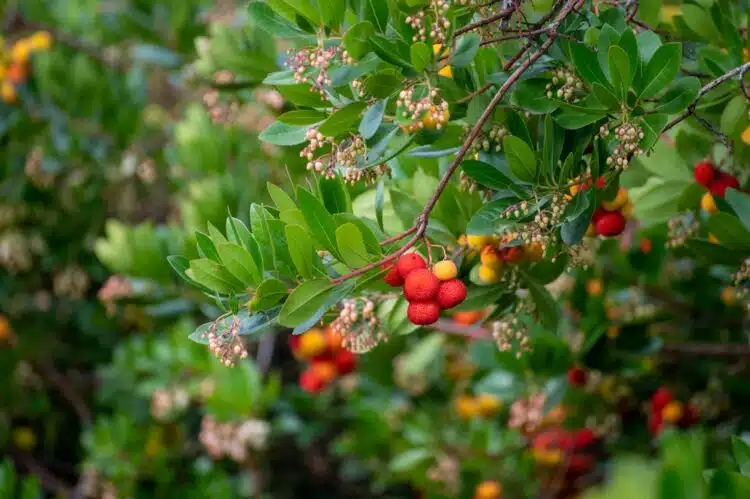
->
(491, 315, 530, 358)
(397, 87, 450, 131)
(98, 275, 134, 314)
(0, 31, 52, 103)
(545, 67, 584, 102)
(150, 387, 190, 421)
(468, 124, 508, 156)
(331, 297, 386, 352)
(53, 265, 90, 300)
(285, 45, 353, 94)
(205, 316, 249, 367)
(503, 193, 569, 251)
(600, 122, 644, 170)
(508, 393, 566, 435)
(290, 326, 358, 393)
(666, 212, 699, 248)
(199, 416, 270, 462)
(405, 1, 451, 44)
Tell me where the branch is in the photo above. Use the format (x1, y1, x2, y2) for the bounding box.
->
(663, 61, 750, 134)
(331, 0, 579, 285)
(455, 6, 517, 36)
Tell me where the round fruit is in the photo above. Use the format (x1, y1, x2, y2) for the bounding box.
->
(297, 329, 328, 359)
(601, 188, 628, 211)
(640, 238, 653, 254)
(325, 326, 343, 352)
(333, 350, 357, 375)
(480, 246, 503, 269)
(651, 387, 673, 412)
(466, 234, 491, 250)
(474, 480, 503, 499)
(311, 360, 338, 383)
(592, 207, 608, 224)
(404, 268, 441, 302)
(595, 211, 626, 237)
(29, 31, 52, 51)
(701, 192, 718, 214)
(721, 287, 738, 306)
(709, 173, 740, 197)
(1, 82, 17, 104)
(433, 259, 458, 280)
(649, 412, 664, 436)
(567, 366, 587, 387)
(693, 161, 716, 187)
(525, 242, 544, 262)
(396, 253, 427, 279)
(407, 301, 441, 325)
(452, 309, 486, 325)
(300, 369, 325, 394)
(586, 278, 603, 296)
(661, 401, 683, 424)
(478, 264, 502, 284)
(476, 394, 503, 416)
(437, 279, 467, 309)
(503, 246, 525, 264)
(455, 395, 480, 420)
(572, 428, 598, 449)
(382, 261, 405, 287)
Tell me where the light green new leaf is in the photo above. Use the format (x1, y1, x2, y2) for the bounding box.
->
(267, 182, 297, 212)
(336, 222, 371, 268)
(296, 188, 341, 258)
(187, 259, 244, 294)
(410, 42, 432, 72)
(278, 279, 335, 327)
(217, 243, 261, 286)
(285, 225, 315, 279)
(250, 279, 288, 311)
(259, 120, 313, 146)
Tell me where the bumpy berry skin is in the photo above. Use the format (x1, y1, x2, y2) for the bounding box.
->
(382, 261, 405, 287)
(333, 350, 357, 375)
(567, 366, 587, 387)
(592, 207, 608, 225)
(433, 259, 458, 280)
(693, 161, 716, 187)
(300, 369, 325, 393)
(396, 253, 427, 279)
(311, 359, 338, 383)
(709, 173, 740, 197)
(404, 268, 441, 302)
(407, 301, 441, 325)
(437, 279, 467, 309)
(595, 211, 626, 237)
(651, 387, 673, 412)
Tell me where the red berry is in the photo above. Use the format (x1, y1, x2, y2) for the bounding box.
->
(595, 176, 607, 189)
(592, 207, 608, 224)
(503, 246, 525, 263)
(407, 301, 441, 325)
(404, 268, 441, 302)
(437, 279, 467, 309)
(333, 350, 357, 375)
(678, 404, 699, 428)
(567, 366, 587, 387)
(651, 387, 673, 412)
(382, 261, 404, 287)
(693, 161, 716, 187)
(533, 429, 571, 450)
(396, 253, 427, 279)
(595, 211, 626, 237)
(581, 178, 594, 191)
(299, 369, 325, 394)
(572, 428, 598, 450)
(566, 453, 595, 476)
(289, 334, 302, 355)
(649, 412, 664, 436)
(709, 173, 740, 198)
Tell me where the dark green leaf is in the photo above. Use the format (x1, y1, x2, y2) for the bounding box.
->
(410, 42, 432, 72)
(503, 135, 537, 182)
(318, 102, 368, 137)
(360, 99, 387, 139)
(278, 279, 335, 327)
(276, 109, 327, 125)
(344, 21, 375, 60)
(363, 72, 403, 98)
(336, 222, 371, 268)
(726, 189, 750, 232)
(511, 79, 560, 114)
(461, 160, 518, 191)
(706, 213, 750, 250)
(570, 42, 610, 88)
(608, 45, 631, 100)
(363, 0, 389, 32)
(259, 120, 312, 146)
(297, 188, 341, 258)
(640, 43, 681, 99)
(248, 1, 314, 40)
(653, 77, 700, 114)
(250, 279, 289, 311)
(449, 34, 481, 68)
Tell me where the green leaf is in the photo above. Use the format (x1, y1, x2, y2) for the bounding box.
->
(475, 370, 520, 399)
(318, 102, 368, 137)
(461, 160, 519, 192)
(732, 436, 750, 476)
(267, 183, 297, 212)
(389, 449, 431, 473)
(277, 84, 329, 107)
(503, 135, 537, 182)
(402, 334, 445, 376)
(285, 225, 316, 279)
(706, 213, 750, 250)
(319, 0, 346, 28)
(281, 0, 319, 23)
(449, 34, 481, 68)
(187, 259, 244, 294)
(319, 176, 350, 214)
(250, 204, 277, 271)
(278, 279, 335, 327)
(216, 243, 261, 286)
(511, 79, 560, 114)
(250, 279, 288, 311)
(362, 71, 403, 98)
(570, 42, 610, 88)
(527, 280, 560, 331)
(681, 4, 721, 41)
(375, 179, 385, 231)
(452, 285, 509, 312)
(248, 1, 314, 40)
(554, 109, 607, 130)
(297, 188, 341, 258)
(259, 120, 313, 146)
(336, 222, 371, 268)
(363, 0, 389, 32)
(640, 43, 681, 99)
(276, 110, 327, 126)
(592, 82, 620, 110)
(467, 197, 518, 235)
(410, 42, 432, 72)
(369, 35, 412, 69)
(279, 208, 307, 227)
(344, 21, 375, 60)
(608, 45, 631, 100)
(653, 77, 700, 114)
(168, 255, 211, 292)
(636, 30, 662, 63)
(360, 99, 387, 139)
(541, 115, 563, 181)
(638, 113, 668, 151)
(726, 189, 750, 232)
(196, 232, 220, 262)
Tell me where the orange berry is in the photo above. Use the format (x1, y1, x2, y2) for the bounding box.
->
(601, 188, 628, 211)
(455, 395, 480, 420)
(452, 309, 486, 325)
(29, 31, 52, 51)
(503, 246, 525, 264)
(297, 329, 328, 360)
(0, 315, 11, 341)
(721, 287, 738, 307)
(480, 246, 503, 269)
(640, 238, 652, 254)
(586, 278, 603, 296)
(466, 235, 491, 250)
(476, 394, 503, 416)
(1, 82, 16, 104)
(300, 369, 325, 393)
(10, 40, 31, 63)
(475, 480, 502, 499)
(525, 242, 544, 262)
(708, 233, 720, 244)
(325, 326, 343, 352)
(6, 63, 27, 85)
(662, 401, 684, 424)
(478, 264, 502, 284)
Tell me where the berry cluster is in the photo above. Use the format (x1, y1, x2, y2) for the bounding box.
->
(531, 427, 602, 479)
(648, 387, 699, 437)
(290, 326, 357, 394)
(588, 188, 631, 237)
(0, 31, 51, 103)
(465, 234, 543, 285)
(382, 253, 467, 325)
(694, 160, 741, 214)
(454, 393, 503, 420)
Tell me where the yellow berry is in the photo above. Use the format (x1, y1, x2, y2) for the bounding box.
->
(721, 287, 738, 307)
(475, 480, 503, 499)
(298, 328, 328, 359)
(532, 448, 562, 465)
(10, 40, 31, 63)
(601, 188, 629, 211)
(29, 31, 52, 51)
(438, 65, 453, 79)
(742, 124, 750, 145)
(432, 44, 444, 56)
(476, 394, 503, 416)
(433, 260, 458, 280)
(466, 235, 491, 250)
(569, 184, 580, 196)
(0, 65, 5, 80)
(0, 315, 11, 341)
(480, 246, 503, 270)
(13, 427, 36, 451)
(586, 278, 603, 297)
(1, 82, 16, 103)
(455, 395, 480, 420)
(701, 192, 718, 214)
(662, 401, 684, 424)
(478, 264, 502, 284)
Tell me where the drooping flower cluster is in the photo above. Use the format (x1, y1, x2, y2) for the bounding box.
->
(508, 393, 566, 434)
(397, 87, 450, 131)
(666, 212, 699, 248)
(199, 416, 270, 462)
(202, 70, 240, 124)
(205, 315, 249, 367)
(150, 387, 190, 421)
(301, 128, 388, 184)
(331, 297, 387, 353)
(467, 124, 508, 157)
(501, 193, 569, 251)
(600, 122, 645, 170)
(406, 1, 452, 44)
(491, 315, 530, 358)
(545, 66, 584, 102)
(285, 45, 354, 94)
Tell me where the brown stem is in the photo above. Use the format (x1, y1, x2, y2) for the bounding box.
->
(456, 82, 493, 104)
(379, 225, 418, 246)
(455, 6, 518, 36)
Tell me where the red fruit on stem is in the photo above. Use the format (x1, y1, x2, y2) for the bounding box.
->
(567, 366, 587, 387)
(595, 176, 607, 189)
(651, 387, 673, 412)
(333, 350, 357, 375)
(437, 279, 467, 309)
(407, 302, 441, 325)
(396, 253, 427, 279)
(693, 161, 716, 187)
(592, 207, 608, 224)
(572, 429, 598, 450)
(382, 261, 404, 287)
(503, 246, 525, 263)
(404, 268, 441, 302)
(595, 211, 626, 237)
(300, 369, 325, 394)
(709, 173, 740, 197)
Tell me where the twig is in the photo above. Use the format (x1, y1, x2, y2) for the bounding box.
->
(479, 27, 554, 47)
(455, 6, 518, 36)
(663, 61, 750, 134)
(456, 82, 493, 104)
(379, 226, 419, 246)
(331, 0, 579, 285)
